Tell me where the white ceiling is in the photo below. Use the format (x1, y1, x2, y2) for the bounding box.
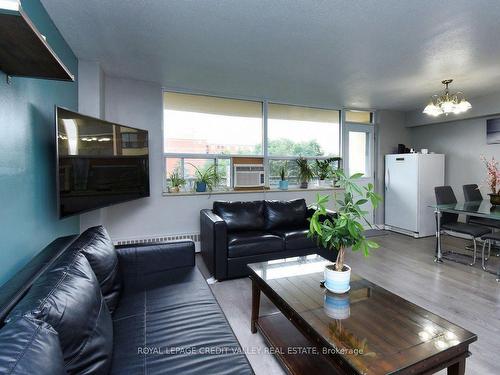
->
(41, 0, 500, 111)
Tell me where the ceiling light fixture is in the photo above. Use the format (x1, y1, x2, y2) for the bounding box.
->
(423, 79, 472, 117)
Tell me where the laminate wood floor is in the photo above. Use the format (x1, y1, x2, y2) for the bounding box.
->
(197, 232, 500, 375)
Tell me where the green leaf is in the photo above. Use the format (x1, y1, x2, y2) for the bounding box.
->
(355, 199, 368, 206)
(366, 240, 380, 248)
(350, 173, 364, 179)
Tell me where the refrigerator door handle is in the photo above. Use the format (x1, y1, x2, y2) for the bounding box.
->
(385, 168, 390, 190)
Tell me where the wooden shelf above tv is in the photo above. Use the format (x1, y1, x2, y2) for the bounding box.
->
(0, 4, 74, 81)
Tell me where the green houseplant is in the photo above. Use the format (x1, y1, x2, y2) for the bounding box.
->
(188, 164, 221, 192)
(168, 169, 185, 193)
(308, 170, 382, 293)
(278, 162, 288, 190)
(315, 157, 342, 187)
(296, 157, 314, 189)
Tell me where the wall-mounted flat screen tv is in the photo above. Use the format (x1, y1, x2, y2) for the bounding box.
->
(56, 107, 150, 218)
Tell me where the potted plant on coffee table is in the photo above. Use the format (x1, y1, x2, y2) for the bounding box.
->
(278, 162, 289, 190)
(308, 170, 382, 293)
(168, 169, 185, 193)
(296, 157, 314, 189)
(189, 164, 221, 193)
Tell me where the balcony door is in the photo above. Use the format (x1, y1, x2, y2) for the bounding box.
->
(342, 110, 375, 225)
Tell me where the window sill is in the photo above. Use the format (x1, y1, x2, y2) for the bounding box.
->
(162, 186, 344, 197)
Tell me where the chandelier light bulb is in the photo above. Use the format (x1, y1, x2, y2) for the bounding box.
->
(422, 80, 471, 117)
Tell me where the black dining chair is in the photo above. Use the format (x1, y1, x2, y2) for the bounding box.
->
(463, 184, 500, 229)
(435, 186, 491, 265)
(481, 232, 500, 271)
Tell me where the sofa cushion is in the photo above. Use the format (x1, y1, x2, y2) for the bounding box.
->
(0, 316, 66, 375)
(213, 200, 265, 232)
(274, 228, 318, 251)
(227, 231, 284, 258)
(72, 225, 121, 313)
(7, 252, 113, 375)
(264, 199, 308, 230)
(111, 267, 252, 375)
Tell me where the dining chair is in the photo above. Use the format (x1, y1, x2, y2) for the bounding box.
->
(481, 232, 500, 270)
(435, 186, 491, 265)
(463, 184, 500, 229)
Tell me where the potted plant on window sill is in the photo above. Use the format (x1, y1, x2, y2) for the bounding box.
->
(278, 162, 289, 190)
(481, 155, 500, 206)
(189, 164, 221, 193)
(168, 169, 185, 193)
(315, 157, 342, 188)
(308, 170, 382, 294)
(296, 157, 314, 189)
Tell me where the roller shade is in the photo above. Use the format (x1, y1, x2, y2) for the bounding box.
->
(164, 92, 262, 118)
(268, 103, 339, 124)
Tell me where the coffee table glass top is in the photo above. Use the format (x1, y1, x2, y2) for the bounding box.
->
(248, 255, 477, 374)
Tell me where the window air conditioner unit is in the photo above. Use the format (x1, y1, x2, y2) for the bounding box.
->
(233, 164, 265, 188)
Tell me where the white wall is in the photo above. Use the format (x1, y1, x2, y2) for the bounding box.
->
(410, 117, 499, 198)
(82, 75, 340, 242)
(375, 110, 411, 224)
(76, 67, 409, 240)
(406, 89, 500, 199)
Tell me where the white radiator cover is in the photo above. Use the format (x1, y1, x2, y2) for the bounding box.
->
(114, 232, 201, 251)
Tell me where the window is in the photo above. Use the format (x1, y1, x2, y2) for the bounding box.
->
(267, 103, 340, 188)
(345, 110, 373, 124)
(348, 131, 369, 176)
(163, 92, 341, 192)
(164, 92, 263, 155)
(268, 103, 340, 157)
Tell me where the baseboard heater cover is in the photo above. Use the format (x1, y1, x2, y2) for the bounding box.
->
(115, 233, 200, 246)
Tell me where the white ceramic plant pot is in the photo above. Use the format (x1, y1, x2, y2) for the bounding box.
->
(319, 179, 331, 188)
(324, 291, 350, 320)
(324, 264, 351, 294)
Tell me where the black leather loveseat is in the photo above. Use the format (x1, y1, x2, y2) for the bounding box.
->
(200, 198, 337, 280)
(0, 226, 253, 375)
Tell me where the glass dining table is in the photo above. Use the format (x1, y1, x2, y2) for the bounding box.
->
(430, 200, 500, 269)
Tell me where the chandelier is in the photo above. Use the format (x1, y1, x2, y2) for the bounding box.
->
(423, 79, 472, 117)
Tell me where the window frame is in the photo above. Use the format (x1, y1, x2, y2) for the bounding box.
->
(162, 89, 342, 192)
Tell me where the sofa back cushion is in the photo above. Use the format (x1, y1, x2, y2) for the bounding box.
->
(72, 225, 121, 313)
(0, 316, 66, 375)
(7, 252, 113, 375)
(264, 199, 308, 230)
(213, 200, 265, 232)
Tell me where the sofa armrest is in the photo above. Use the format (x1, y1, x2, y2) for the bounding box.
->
(307, 206, 337, 223)
(200, 209, 228, 280)
(116, 241, 195, 284)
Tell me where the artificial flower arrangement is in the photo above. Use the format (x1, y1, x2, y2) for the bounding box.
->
(481, 155, 500, 205)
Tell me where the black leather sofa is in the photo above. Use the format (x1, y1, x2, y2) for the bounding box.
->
(201, 198, 337, 280)
(0, 226, 253, 375)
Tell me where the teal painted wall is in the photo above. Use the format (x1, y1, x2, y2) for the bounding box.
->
(0, 0, 79, 286)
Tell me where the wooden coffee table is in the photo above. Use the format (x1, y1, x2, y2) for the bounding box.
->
(248, 255, 477, 375)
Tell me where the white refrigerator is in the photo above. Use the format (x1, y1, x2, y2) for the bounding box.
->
(384, 153, 445, 238)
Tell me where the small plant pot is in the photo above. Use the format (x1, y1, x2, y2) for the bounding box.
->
(171, 186, 180, 193)
(319, 179, 331, 188)
(300, 181, 308, 189)
(324, 291, 350, 319)
(195, 181, 207, 192)
(278, 180, 289, 190)
(324, 264, 351, 294)
(489, 194, 500, 206)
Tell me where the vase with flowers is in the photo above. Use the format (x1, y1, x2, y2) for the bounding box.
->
(481, 156, 500, 206)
